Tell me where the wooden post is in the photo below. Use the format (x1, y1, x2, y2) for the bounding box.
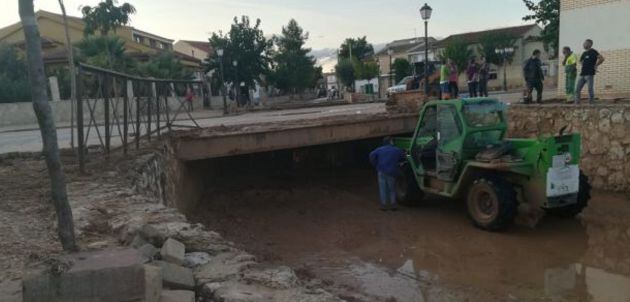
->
(76, 67, 85, 172)
(103, 75, 111, 153)
(123, 79, 129, 154)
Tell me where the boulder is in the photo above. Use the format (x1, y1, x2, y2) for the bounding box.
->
(152, 261, 195, 290)
(161, 238, 186, 265)
(159, 290, 195, 302)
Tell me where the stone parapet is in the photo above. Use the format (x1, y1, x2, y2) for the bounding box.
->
(508, 103, 630, 191)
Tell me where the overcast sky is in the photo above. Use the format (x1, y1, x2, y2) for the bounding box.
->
(1, 0, 532, 49)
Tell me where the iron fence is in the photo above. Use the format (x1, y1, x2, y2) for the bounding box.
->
(75, 63, 203, 171)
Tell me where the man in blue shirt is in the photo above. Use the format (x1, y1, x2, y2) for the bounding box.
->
(369, 137, 406, 211)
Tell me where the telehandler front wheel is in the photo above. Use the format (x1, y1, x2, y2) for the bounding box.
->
(466, 177, 518, 231)
(396, 163, 425, 206)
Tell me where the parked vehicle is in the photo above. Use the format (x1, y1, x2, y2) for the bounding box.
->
(386, 76, 414, 96)
(394, 98, 591, 231)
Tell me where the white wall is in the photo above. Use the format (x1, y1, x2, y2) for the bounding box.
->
(559, 0, 630, 52)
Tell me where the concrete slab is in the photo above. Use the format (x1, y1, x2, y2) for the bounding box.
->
(159, 290, 195, 302)
(152, 261, 195, 290)
(144, 264, 163, 302)
(161, 238, 185, 265)
(23, 248, 145, 302)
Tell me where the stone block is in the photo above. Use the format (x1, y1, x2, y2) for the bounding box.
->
(144, 264, 163, 302)
(159, 290, 195, 302)
(161, 238, 186, 265)
(152, 261, 195, 290)
(23, 248, 145, 302)
(183, 252, 211, 268)
(131, 234, 149, 249)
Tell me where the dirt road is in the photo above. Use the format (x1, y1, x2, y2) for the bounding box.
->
(190, 166, 630, 302)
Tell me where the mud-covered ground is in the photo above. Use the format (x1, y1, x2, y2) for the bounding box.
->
(190, 165, 630, 302)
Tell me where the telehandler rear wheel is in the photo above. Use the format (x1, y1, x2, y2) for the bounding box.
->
(467, 177, 518, 231)
(396, 163, 425, 206)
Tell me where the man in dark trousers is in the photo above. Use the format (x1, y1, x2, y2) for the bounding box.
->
(369, 137, 405, 211)
(575, 39, 605, 104)
(523, 49, 545, 104)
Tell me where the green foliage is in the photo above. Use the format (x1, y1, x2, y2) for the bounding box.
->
(439, 38, 472, 75)
(523, 0, 559, 55)
(81, 0, 136, 36)
(477, 33, 517, 65)
(392, 58, 412, 83)
(339, 37, 374, 60)
(76, 36, 135, 72)
(270, 19, 319, 93)
(0, 44, 31, 102)
(356, 60, 379, 81)
(335, 58, 355, 87)
(208, 16, 273, 88)
(138, 52, 192, 79)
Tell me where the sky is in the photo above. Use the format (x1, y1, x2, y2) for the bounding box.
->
(0, 0, 532, 50)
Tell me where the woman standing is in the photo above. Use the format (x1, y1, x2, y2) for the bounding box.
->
(478, 56, 490, 97)
(466, 58, 479, 98)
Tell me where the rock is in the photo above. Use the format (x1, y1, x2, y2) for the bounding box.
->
(183, 252, 211, 268)
(145, 264, 163, 302)
(611, 112, 624, 124)
(161, 238, 186, 265)
(243, 266, 299, 289)
(159, 290, 195, 302)
(599, 108, 612, 119)
(609, 172, 625, 187)
(195, 252, 257, 284)
(131, 234, 149, 249)
(596, 166, 609, 177)
(609, 141, 625, 161)
(23, 249, 146, 302)
(598, 118, 611, 133)
(139, 243, 159, 262)
(0, 279, 22, 302)
(152, 261, 195, 290)
(140, 224, 167, 247)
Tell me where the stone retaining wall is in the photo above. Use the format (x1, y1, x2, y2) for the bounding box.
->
(507, 104, 630, 191)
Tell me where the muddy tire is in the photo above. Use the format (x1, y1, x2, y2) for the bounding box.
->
(396, 163, 424, 206)
(547, 172, 592, 218)
(466, 177, 518, 231)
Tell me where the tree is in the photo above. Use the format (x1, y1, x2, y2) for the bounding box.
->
(76, 36, 135, 72)
(0, 44, 31, 102)
(477, 32, 517, 66)
(335, 58, 355, 88)
(138, 52, 191, 79)
(339, 37, 374, 60)
(19, 0, 77, 252)
(81, 0, 136, 36)
(523, 0, 559, 55)
(439, 38, 472, 75)
(208, 16, 272, 90)
(271, 19, 318, 94)
(356, 60, 379, 82)
(392, 58, 412, 83)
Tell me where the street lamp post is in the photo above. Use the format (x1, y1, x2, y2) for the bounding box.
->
(495, 47, 515, 91)
(217, 48, 227, 115)
(420, 3, 433, 96)
(232, 60, 239, 106)
(387, 48, 394, 88)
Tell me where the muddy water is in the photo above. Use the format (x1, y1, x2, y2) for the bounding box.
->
(190, 167, 630, 302)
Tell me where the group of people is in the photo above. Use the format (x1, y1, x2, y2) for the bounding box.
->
(439, 57, 491, 100)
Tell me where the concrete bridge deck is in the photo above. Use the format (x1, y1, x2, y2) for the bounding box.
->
(169, 103, 418, 161)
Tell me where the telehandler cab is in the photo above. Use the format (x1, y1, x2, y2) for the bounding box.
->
(394, 98, 591, 231)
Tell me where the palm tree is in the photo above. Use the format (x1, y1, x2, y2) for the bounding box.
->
(81, 0, 136, 37)
(19, 0, 77, 252)
(76, 36, 134, 72)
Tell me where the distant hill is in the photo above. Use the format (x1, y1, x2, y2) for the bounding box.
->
(309, 42, 387, 74)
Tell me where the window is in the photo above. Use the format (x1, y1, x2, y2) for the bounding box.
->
(150, 39, 157, 48)
(437, 105, 462, 146)
(418, 105, 437, 138)
(133, 34, 145, 44)
(463, 101, 505, 128)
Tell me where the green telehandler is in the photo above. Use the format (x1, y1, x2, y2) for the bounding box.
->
(393, 98, 591, 231)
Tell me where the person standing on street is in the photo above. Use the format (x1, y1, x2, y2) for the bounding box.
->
(562, 46, 578, 102)
(523, 49, 545, 104)
(466, 58, 479, 97)
(575, 39, 605, 104)
(369, 137, 405, 211)
(448, 59, 459, 98)
(440, 59, 451, 100)
(478, 56, 490, 97)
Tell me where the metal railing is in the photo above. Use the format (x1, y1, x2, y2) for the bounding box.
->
(75, 63, 203, 171)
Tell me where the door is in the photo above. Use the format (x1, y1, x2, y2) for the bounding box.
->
(436, 104, 463, 181)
